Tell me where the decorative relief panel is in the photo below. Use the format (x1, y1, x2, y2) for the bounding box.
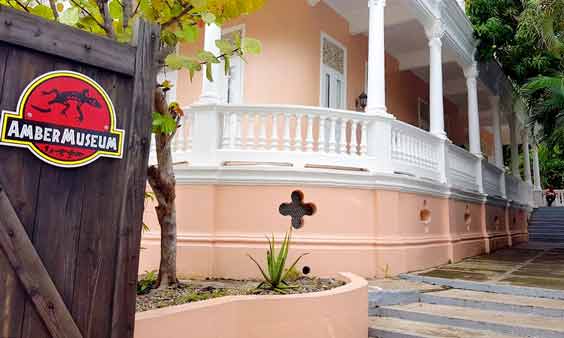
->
(322, 37, 345, 74)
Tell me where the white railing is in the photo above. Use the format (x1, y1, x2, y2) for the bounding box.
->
(147, 102, 538, 208)
(190, 104, 377, 170)
(536, 190, 564, 207)
(390, 120, 443, 181)
(505, 175, 532, 205)
(482, 161, 504, 198)
(447, 144, 480, 192)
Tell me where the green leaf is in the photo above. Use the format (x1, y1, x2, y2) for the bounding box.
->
(197, 50, 220, 64)
(216, 38, 234, 54)
(175, 24, 198, 43)
(201, 12, 216, 24)
(165, 54, 186, 70)
(241, 37, 262, 54)
(205, 62, 213, 81)
(59, 7, 80, 26)
(152, 112, 177, 135)
(108, 0, 122, 20)
(224, 56, 231, 76)
(191, 0, 207, 8)
(161, 30, 178, 47)
(31, 4, 54, 20)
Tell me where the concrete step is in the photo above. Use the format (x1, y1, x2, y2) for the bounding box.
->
(372, 303, 564, 338)
(420, 289, 564, 317)
(368, 317, 521, 338)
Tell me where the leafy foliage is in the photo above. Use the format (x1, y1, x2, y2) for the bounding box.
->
(522, 75, 564, 142)
(247, 229, 308, 293)
(538, 143, 564, 188)
(468, 0, 562, 85)
(137, 270, 158, 295)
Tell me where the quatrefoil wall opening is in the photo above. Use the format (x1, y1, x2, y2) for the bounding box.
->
(279, 190, 316, 229)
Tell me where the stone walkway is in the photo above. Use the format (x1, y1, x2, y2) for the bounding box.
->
(368, 242, 564, 337)
(410, 242, 564, 290)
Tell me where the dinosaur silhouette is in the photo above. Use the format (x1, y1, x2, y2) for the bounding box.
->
(31, 89, 101, 122)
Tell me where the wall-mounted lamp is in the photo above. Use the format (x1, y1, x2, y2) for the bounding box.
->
(355, 92, 367, 112)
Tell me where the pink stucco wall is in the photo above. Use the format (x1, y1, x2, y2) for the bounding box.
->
(174, 0, 468, 145)
(140, 184, 527, 279)
(134, 272, 368, 338)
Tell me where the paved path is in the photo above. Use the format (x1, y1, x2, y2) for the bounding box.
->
(368, 242, 564, 337)
(411, 242, 564, 290)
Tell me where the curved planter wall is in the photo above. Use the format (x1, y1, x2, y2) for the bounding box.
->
(134, 273, 367, 338)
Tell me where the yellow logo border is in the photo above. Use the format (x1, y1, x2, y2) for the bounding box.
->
(0, 70, 124, 168)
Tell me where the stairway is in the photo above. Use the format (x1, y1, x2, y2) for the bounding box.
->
(529, 207, 564, 242)
(368, 284, 564, 337)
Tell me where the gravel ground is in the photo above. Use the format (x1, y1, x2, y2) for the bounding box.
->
(136, 277, 345, 312)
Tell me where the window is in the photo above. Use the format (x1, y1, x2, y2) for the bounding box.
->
(320, 33, 346, 109)
(418, 98, 430, 131)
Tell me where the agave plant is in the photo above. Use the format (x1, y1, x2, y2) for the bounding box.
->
(248, 229, 308, 293)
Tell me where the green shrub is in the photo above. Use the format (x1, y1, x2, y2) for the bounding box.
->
(248, 229, 307, 293)
(137, 270, 158, 295)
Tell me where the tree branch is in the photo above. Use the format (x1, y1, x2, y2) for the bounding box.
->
(48, 0, 59, 19)
(68, 0, 107, 32)
(12, 0, 31, 12)
(97, 0, 116, 39)
(161, 5, 194, 30)
(121, 0, 132, 31)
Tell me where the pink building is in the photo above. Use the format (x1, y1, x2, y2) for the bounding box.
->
(141, 0, 543, 279)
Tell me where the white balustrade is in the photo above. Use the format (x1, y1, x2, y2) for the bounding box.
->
(390, 120, 442, 181)
(505, 175, 534, 205)
(538, 189, 564, 207)
(145, 103, 539, 208)
(447, 144, 480, 192)
(181, 104, 375, 170)
(482, 161, 504, 197)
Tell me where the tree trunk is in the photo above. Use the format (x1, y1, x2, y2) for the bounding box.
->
(147, 88, 178, 289)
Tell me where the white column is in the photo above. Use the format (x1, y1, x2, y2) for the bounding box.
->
(510, 115, 520, 178)
(522, 129, 532, 184)
(490, 96, 504, 168)
(366, 0, 388, 116)
(465, 62, 481, 157)
(425, 20, 446, 138)
(197, 23, 222, 104)
(532, 142, 542, 190)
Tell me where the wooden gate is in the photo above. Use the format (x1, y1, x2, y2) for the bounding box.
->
(0, 7, 158, 338)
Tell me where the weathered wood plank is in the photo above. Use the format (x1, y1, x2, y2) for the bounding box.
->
(0, 6, 136, 76)
(69, 69, 132, 338)
(111, 21, 159, 338)
(0, 188, 83, 338)
(20, 56, 89, 338)
(0, 43, 51, 338)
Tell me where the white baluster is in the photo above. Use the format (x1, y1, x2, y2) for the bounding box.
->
(234, 112, 242, 148)
(339, 118, 348, 154)
(329, 116, 337, 153)
(294, 113, 302, 151)
(247, 113, 255, 149)
(318, 116, 326, 152)
(271, 113, 279, 150)
(221, 112, 230, 149)
(187, 112, 193, 149)
(306, 114, 314, 152)
(258, 113, 267, 149)
(229, 112, 237, 149)
(351, 120, 359, 155)
(360, 121, 367, 156)
(283, 113, 291, 151)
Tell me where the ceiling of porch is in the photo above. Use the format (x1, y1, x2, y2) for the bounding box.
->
(319, 0, 498, 128)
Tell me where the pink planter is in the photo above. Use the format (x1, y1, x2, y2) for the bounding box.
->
(134, 272, 368, 338)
